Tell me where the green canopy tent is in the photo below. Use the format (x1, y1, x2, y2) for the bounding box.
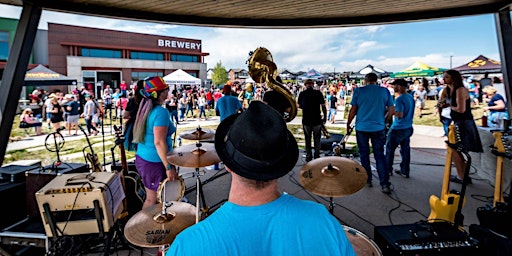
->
(390, 61, 446, 78)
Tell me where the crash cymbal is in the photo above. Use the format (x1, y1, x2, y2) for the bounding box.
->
(299, 156, 367, 197)
(124, 202, 196, 247)
(167, 142, 221, 168)
(179, 127, 215, 140)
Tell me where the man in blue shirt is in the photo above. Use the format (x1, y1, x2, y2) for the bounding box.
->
(347, 73, 395, 194)
(167, 101, 355, 256)
(386, 79, 415, 178)
(215, 84, 242, 121)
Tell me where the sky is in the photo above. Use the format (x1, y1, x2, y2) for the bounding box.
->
(0, 4, 505, 74)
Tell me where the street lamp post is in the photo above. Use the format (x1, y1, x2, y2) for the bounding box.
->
(450, 55, 453, 68)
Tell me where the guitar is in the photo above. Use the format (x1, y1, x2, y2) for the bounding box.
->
(79, 125, 103, 172)
(476, 130, 512, 238)
(428, 124, 469, 225)
(114, 125, 145, 218)
(490, 131, 512, 207)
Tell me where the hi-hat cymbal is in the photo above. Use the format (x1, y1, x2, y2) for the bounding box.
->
(124, 202, 196, 247)
(299, 157, 367, 197)
(167, 142, 220, 167)
(179, 127, 215, 140)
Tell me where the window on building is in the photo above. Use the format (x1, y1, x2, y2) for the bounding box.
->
(81, 48, 121, 58)
(131, 71, 164, 82)
(0, 31, 9, 61)
(131, 51, 163, 60)
(171, 54, 198, 62)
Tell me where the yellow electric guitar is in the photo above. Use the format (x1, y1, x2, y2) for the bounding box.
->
(428, 124, 468, 225)
(490, 131, 512, 207)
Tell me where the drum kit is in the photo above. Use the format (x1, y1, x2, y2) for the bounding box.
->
(124, 126, 382, 255)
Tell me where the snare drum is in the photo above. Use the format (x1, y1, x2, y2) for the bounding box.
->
(157, 178, 185, 203)
(343, 225, 382, 256)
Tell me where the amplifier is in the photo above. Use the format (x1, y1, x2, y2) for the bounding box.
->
(374, 222, 480, 256)
(25, 163, 88, 219)
(0, 165, 39, 183)
(0, 182, 26, 230)
(35, 172, 125, 237)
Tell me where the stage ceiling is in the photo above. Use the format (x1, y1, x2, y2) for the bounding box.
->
(0, 0, 510, 28)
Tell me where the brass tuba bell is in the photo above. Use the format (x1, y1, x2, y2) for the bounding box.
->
(246, 47, 297, 122)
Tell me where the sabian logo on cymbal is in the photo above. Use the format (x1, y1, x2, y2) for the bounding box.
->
(145, 229, 171, 244)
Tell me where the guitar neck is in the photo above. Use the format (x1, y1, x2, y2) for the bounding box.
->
(492, 131, 506, 207)
(440, 125, 457, 197)
(119, 143, 129, 176)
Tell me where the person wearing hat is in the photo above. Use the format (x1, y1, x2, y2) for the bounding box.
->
(166, 101, 356, 256)
(385, 79, 415, 179)
(215, 84, 242, 121)
(64, 94, 80, 136)
(133, 76, 179, 209)
(297, 78, 327, 162)
(346, 73, 394, 193)
(20, 108, 43, 135)
(482, 85, 509, 128)
(440, 69, 483, 184)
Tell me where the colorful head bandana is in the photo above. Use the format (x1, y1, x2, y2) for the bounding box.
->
(142, 76, 168, 99)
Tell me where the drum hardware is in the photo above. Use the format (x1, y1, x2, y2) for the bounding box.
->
(299, 156, 367, 214)
(179, 169, 206, 179)
(179, 126, 215, 141)
(123, 202, 196, 248)
(330, 122, 355, 157)
(167, 142, 222, 223)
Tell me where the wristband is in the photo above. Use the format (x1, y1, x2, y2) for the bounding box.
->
(167, 163, 172, 170)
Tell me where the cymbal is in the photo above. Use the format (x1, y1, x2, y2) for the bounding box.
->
(167, 142, 221, 168)
(299, 157, 367, 197)
(179, 127, 215, 140)
(124, 202, 196, 247)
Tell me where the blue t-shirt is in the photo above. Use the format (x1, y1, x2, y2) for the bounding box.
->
(167, 194, 355, 256)
(391, 93, 415, 130)
(351, 84, 394, 132)
(215, 95, 242, 121)
(136, 106, 175, 162)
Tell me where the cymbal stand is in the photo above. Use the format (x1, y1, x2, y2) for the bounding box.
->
(328, 197, 336, 215)
(194, 166, 208, 223)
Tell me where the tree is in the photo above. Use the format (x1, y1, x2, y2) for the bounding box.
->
(212, 61, 228, 86)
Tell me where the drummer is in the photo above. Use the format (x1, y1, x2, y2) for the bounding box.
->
(167, 101, 355, 255)
(133, 76, 179, 209)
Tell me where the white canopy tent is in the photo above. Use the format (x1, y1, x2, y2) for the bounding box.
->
(163, 69, 201, 86)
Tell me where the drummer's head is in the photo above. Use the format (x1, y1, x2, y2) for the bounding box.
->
(215, 101, 298, 182)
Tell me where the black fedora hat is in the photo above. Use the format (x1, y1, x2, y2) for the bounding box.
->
(215, 101, 299, 181)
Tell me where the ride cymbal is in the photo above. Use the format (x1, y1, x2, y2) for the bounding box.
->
(299, 157, 367, 197)
(179, 127, 215, 140)
(167, 142, 220, 168)
(124, 202, 196, 247)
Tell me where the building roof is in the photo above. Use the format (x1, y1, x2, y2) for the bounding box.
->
(1, 0, 510, 28)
